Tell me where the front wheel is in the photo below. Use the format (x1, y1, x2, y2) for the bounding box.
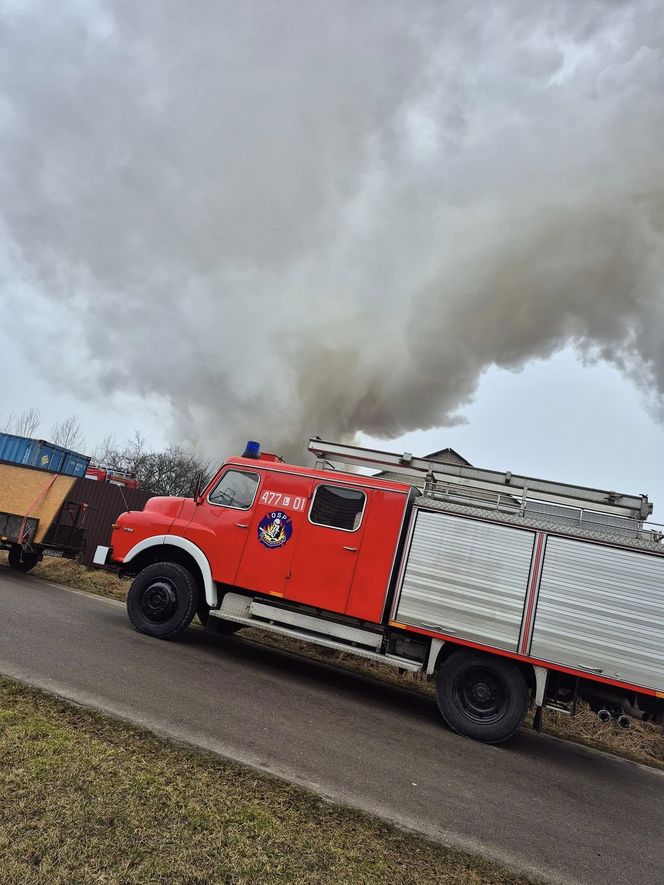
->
(127, 562, 200, 639)
(7, 546, 40, 572)
(436, 650, 529, 744)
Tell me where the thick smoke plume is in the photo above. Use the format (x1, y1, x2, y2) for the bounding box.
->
(1, 1, 663, 461)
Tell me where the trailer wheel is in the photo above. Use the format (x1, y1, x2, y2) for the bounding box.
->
(127, 562, 200, 639)
(436, 650, 529, 744)
(7, 546, 40, 572)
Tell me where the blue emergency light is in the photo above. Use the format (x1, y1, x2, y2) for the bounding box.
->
(242, 440, 261, 459)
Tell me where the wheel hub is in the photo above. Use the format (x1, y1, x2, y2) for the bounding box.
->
(454, 666, 508, 723)
(471, 682, 492, 703)
(141, 579, 177, 623)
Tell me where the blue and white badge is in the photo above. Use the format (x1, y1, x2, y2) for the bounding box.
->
(257, 511, 293, 549)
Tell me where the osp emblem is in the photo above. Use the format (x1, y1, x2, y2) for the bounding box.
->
(257, 511, 293, 549)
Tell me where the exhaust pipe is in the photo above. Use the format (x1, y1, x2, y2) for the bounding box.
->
(617, 714, 632, 730)
(596, 709, 613, 724)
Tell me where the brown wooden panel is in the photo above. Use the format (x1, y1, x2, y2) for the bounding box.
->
(0, 464, 75, 542)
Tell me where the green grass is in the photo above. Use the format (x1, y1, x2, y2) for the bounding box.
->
(0, 677, 532, 885)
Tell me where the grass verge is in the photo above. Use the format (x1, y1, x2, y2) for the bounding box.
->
(2, 552, 663, 769)
(0, 676, 532, 885)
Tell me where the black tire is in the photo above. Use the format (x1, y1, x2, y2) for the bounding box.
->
(436, 650, 529, 744)
(127, 562, 200, 639)
(7, 546, 40, 572)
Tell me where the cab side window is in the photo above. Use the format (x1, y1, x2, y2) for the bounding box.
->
(309, 485, 366, 531)
(208, 470, 259, 509)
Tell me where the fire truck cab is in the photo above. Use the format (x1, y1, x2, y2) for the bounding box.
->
(103, 446, 413, 622)
(95, 439, 664, 744)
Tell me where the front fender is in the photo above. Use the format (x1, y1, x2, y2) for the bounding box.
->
(123, 534, 217, 607)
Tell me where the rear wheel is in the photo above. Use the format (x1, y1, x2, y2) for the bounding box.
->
(7, 545, 40, 572)
(436, 650, 529, 743)
(127, 562, 200, 639)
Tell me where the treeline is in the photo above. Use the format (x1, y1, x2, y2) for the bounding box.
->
(94, 432, 211, 497)
(1, 408, 210, 497)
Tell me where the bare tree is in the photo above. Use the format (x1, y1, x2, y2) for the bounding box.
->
(138, 445, 212, 497)
(0, 406, 41, 437)
(90, 433, 117, 465)
(50, 414, 86, 451)
(91, 432, 210, 496)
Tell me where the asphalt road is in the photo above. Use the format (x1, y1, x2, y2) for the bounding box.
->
(1, 568, 662, 885)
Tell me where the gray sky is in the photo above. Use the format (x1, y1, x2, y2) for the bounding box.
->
(1, 1, 663, 519)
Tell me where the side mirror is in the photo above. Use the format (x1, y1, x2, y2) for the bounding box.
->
(193, 473, 204, 504)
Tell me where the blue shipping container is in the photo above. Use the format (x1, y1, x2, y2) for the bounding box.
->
(0, 432, 90, 477)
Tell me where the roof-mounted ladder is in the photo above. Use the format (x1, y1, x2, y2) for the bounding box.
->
(307, 438, 652, 521)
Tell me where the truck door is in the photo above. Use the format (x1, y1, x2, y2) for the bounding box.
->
(234, 472, 313, 596)
(284, 482, 369, 615)
(184, 467, 262, 585)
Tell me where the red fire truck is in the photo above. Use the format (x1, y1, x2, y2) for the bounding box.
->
(85, 466, 140, 489)
(94, 438, 664, 743)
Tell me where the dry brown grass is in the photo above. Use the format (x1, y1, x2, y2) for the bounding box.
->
(0, 677, 532, 885)
(2, 551, 663, 769)
(536, 703, 664, 767)
(7, 552, 131, 601)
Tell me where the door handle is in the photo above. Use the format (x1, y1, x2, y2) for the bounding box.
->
(577, 664, 603, 674)
(343, 546, 358, 552)
(236, 523, 249, 528)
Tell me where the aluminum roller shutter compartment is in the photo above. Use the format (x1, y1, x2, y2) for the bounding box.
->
(530, 537, 664, 689)
(396, 510, 536, 651)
